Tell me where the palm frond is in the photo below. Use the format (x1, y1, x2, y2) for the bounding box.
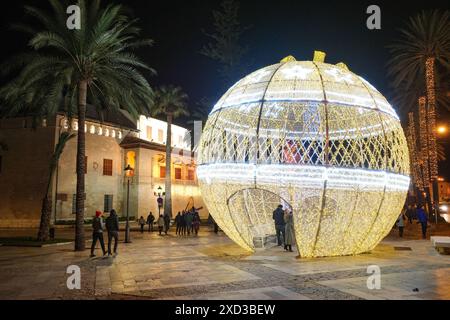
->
(0, 0, 155, 122)
(387, 10, 450, 113)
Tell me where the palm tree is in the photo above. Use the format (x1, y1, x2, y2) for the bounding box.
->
(388, 10, 450, 181)
(200, 0, 250, 87)
(152, 86, 189, 218)
(0, 0, 154, 250)
(388, 10, 449, 97)
(437, 141, 447, 162)
(37, 132, 76, 242)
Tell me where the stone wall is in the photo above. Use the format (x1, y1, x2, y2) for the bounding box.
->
(55, 124, 126, 221)
(0, 115, 209, 228)
(0, 117, 56, 228)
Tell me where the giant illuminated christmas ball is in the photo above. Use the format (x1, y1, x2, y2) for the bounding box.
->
(197, 52, 410, 257)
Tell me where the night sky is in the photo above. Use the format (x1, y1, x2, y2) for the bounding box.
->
(1, 0, 449, 174)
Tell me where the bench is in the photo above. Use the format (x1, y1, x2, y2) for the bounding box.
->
(431, 236, 450, 255)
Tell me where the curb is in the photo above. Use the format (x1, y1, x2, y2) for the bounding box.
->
(41, 241, 74, 248)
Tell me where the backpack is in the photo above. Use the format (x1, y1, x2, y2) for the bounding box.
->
(92, 217, 103, 232)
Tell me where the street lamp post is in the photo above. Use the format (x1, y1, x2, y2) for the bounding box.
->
(124, 164, 133, 243)
(435, 124, 448, 224)
(154, 186, 165, 216)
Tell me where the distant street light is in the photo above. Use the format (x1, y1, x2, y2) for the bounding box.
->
(437, 125, 447, 135)
(124, 164, 134, 243)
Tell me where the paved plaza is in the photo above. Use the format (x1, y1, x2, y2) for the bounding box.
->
(0, 223, 449, 300)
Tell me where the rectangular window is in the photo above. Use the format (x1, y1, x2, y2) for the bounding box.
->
(72, 194, 76, 214)
(187, 169, 195, 181)
(178, 135, 183, 146)
(159, 166, 166, 178)
(158, 129, 164, 143)
(84, 156, 88, 174)
(104, 195, 113, 213)
(147, 126, 152, 140)
(175, 167, 182, 180)
(103, 159, 113, 176)
(72, 194, 86, 214)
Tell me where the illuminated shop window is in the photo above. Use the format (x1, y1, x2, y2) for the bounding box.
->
(159, 166, 166, 178)
(175, 167, 182, 180)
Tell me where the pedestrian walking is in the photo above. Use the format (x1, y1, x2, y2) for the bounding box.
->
(412, 204, 418, 221)
(417, 205, 428, 239)
(273, 205, 286, 246)
(105, 209, 119, 256)
(397, 212, 405, 238)
(163, 212, 171, 235)
(146, 212, 155, 232)
(138, 216, 146, 233)
(284, 210, 295, 252)
(180, 211, 187, 235)
(405, 205, 414, 224)
(193, 211, 201, 236)
(90, 210, 107, 257)
(175, 212, 182, 235)
(157, 214, 165, 235)
(185, 210, 194, 235)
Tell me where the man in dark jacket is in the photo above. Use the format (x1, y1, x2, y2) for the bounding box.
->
(90, 210, 107, 257)
(163, 212, 171, 235)
(405, 204, 414, 224)
(175, 212, 182, 235)
(147, 212, 155, 232)
(417, 205, 428, 239)
(105, 209, 120, 256)
(273, 205, 286, 246)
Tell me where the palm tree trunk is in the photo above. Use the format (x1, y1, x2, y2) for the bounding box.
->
(426, 58, 439, 220)
(75, 80, 87, 251)
(37, 174, 54, 242)
(164, 114, 173, 218)
(418, 96, 430, 187)
(426, 57, 438, 179)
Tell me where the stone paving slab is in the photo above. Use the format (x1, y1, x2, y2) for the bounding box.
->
(0, 225, 449, 300)
(262, 256, 406, 276)
(96, 258, 260, 296)
(318, 268, 450, 300)
(161, 286, 311, 300)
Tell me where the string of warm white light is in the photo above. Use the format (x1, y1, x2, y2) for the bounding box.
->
(419, 96, 430, 188)
(198, 53, 410, 257)
(211, 62, 399, 119)
(198, 164, 409, 191)
(426, 57, 438, 179)
(407, 112, 424, 191)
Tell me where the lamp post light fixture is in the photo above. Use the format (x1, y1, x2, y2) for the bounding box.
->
(124, 164, 134, 243)
(154, 185, 165, 215)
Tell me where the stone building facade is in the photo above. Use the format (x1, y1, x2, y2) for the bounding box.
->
(0, 111, 206, 228)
